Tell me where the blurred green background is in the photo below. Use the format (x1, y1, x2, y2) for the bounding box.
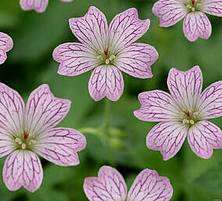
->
(0, 0, 222, 200)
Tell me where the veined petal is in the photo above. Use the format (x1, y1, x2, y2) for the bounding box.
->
(84, 166, 127, 201)
(116, 43, 158, 78)
(53, 42, 97, 76)
(188, 121, 222, 159)
(69, 6, 108, 51)
(19, 0, 48, 13)
(0, 83, 25, 136)
(167, 66, 203, 109)
(109, 8, 150, 53)
(147, 122, 188, 160)
(34, 128, 86, 166)
(134, 90, 180, 122)
(25, 84, 71, 136)
(202, 0, 222, 17)
(0, 32, 13, 65)
(152, 0, 187, 27)
(198, 81, 222, 119)
(127, 169, 173, 201)
(88, 65, 124, 101)
(183, 12, 212, 42)
(3, 150, 43, 192)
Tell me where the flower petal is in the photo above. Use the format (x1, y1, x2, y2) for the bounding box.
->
(53, 42, 97, 76)
(127, 169, 173, 201)
(183, 12, 212, 42)
(84, 166, 127, 201)
(152, 0, 187, 27)
(147, 122, 188, 160)
(3, 150, 43, 192)
(0, 82, 25, 137)
(202, 0, 222, 16)
(69, 6, 108, 51)
(116, 43, 158, 78)
(19, 0, 48, 13)
(34, 128, 86, 166)
(25, 84, 71, 136)
(198, 81, 222, 119)
(109, 8, 150, 52)
(167, 66, 203, 109)
(88, 66, 124, 101)
(134, 90, 180, 122)
(0, 32, 13, 65)
(188, 121, 222, 159)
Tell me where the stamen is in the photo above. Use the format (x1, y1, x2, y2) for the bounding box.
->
(21, 143, 26, 150)
(15, 138, 22, 145)
(109, 55, 116, 61)
(183, 119, 190, 124)
(189, 120, 195, 125)
(28, 139, 36, 146)
(105, 58, 110, 65)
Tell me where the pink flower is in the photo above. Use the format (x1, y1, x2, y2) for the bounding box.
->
(134, 66, 222, 160)
(0, 32, 13, 65)
(53, 6, 158, 101)
(153, 0, 222, 42)
(19, 0, 72, 13)
(84, 166, 173, 201)
(0, 83, 86, 192)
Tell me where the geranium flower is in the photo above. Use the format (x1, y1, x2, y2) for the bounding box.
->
(134, 66, 222, 160)
(53, 6, 158, 101)
(0, 83, 86, 192)
(153, 0, 222, 42)
(84, 166, 173, 201)
(0, 32, 13, 65)
(19, 0, 72, 13)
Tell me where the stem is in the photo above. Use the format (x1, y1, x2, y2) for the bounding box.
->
(103, 99, 111, 131)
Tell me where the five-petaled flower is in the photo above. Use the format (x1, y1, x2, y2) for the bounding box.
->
(53, 6, 158, 101)
(0, 83, 86, 192)
(134, 66, 222, 160)
(84, 166, 173, 201)
(153, 0, 222, 42)
(0, 32, 13, 65)
(20, 0, 72, 13)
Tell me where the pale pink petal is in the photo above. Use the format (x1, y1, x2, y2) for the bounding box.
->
(53, 42, 97, 76)
(202, 0, 222, 16)
(147, 122, 188, 160)
(69, 6, 108, 51)
(152, 0, 187, 27)
(19, 0, 48, 13)
(0, 32, 13, 65)
(34, 128, 86, 166)
(109, 8, 150, 52)
(188, 121, 222, 159)
(3, 150, 43, 192)
(25, 84, 71, 136)
(0, 82, 25, 138)
(183, 12, 212, 42)
(198, 81, 222, 119)
(167, 66, 203, 109)
(127, 169, 173, 201)
(116, 43, 158, 78)
(88, 66, 124, 101)
(134, 90, 180, 122)
(84, 166, 127, 201)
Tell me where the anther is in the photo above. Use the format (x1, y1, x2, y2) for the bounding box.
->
(109, 55, 116, 61)
(189, 120, 195, 125)
(21, 143, 26, 150)
(15, 138, 22, 145)
(105, 59, 110, 65)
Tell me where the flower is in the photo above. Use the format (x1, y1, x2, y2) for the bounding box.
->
(19, 0, 72, 13)
(0, 32, 13, 65)
(134, 66, 222, 160)
(53, 6, 158, 101)
(0, 83, 86, 192)
(84, 166, 173, 201)
(152, 0, 222, 42)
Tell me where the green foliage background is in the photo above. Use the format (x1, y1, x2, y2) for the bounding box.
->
(0, 0, 222, 200)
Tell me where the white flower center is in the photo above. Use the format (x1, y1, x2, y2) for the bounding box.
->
(96, 49, 117, 65)
(185, 0, 202, 12)
(14, 131, 37, 150)
(182, 110, 199, 127)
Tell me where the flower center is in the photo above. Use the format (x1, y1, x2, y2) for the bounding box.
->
(182, 110, 199, 127)
(185, 0, 202, 12)
(96, 49, 117, 65)
(14, 131, 36, 150)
